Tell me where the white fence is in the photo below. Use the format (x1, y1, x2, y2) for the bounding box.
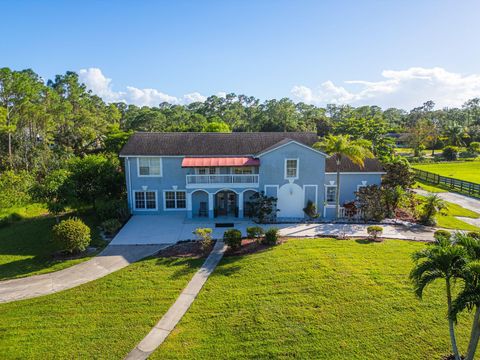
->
(186, 174, 259, 186)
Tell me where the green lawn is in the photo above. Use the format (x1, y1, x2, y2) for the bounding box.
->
(153, 239, 471, 360)
(0, 257, 202, 359)
(413, 161, 480, 183)
(436, 201, 480, 231)
(413, 181, 446, 193)
(0, 208, 106, 280)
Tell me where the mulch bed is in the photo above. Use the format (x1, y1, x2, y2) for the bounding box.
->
(157, 240, 214, 259)
(224, 237, 288, 257)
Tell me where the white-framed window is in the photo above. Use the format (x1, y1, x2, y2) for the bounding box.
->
(233, 167, 253, 174)
(164, 191, 187, 210)
(138, 157, 162, 177)
(285, 158, 299, 179)
(325, 185, 337, 204)
(134, 190, 157, 210)
(195, 167, 218, 175)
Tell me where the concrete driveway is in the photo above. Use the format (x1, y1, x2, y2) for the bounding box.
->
(111, 214, 435, 245)
(0, 244, 164, 303)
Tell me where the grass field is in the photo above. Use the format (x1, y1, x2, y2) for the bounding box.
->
(153, 239, 471, 360)
(413, 161, 480, 183)
(0, 207, 106, 280)
(436, 201, 480, 231)
(0, 257, 202, 359)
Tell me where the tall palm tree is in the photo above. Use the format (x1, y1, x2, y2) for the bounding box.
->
(452, 233, 480, 360)
(410, 236, 467, 360)
(314, 135, 374, 218)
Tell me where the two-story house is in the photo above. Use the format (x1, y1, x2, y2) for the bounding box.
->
(119, 132, 385, 220)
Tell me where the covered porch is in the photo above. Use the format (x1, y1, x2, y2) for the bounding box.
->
(187, 188, 258, 219)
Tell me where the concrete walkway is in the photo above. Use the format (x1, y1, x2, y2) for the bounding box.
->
(112, 214, 437, 245)
(125, 240, 227, 360)
(0, 244, 164, 303)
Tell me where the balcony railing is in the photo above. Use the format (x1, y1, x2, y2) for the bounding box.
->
(186, 174, 259, 188)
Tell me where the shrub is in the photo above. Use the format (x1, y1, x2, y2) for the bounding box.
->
(467, 231, 480, 239)
(367, 225, 383, 241)
(52, 217, 91, 254)
(303, 200, 320, 219)
(249, 192, 278, 223)
(223, 229, 242, 249)
(434, 229, 451, 241)
(246, 226, 264, 240)
(419, 194, 447, 226)
(193, 227, 213, 251)
(263, 227, 279, 245)
(356, 185, 386, 222)
(468, 141, 480, 154)
(101, 218, 122, 235)
(442, 146, 459, 161)
(381, 159, 415, 190)
(459, 150, 477, 159)
(95, 198, 130, 222)
(0, 170, 33, 209)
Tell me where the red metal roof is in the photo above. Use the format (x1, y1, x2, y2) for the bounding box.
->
(182, 157, 260, 167)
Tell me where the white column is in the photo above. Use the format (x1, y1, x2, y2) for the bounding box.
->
(187, 192, 193, 219)
(238, 192, 244, 218)
(208, 193, 214, 219)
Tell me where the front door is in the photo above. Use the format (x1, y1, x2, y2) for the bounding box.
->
(216, 191, 237, 217)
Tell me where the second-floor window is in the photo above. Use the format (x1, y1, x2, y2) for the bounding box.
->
(195, 167, 218, 175)
(285, 159, 298, 179)
(138, 157, 161, 176)
(233, 167, 253, 174)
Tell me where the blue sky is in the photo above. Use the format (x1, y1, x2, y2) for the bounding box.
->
(2, 0, 480, 109)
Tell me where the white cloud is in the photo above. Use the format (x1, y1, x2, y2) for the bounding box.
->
(291, 67, 480, 109)
(78, 68, 208, 106)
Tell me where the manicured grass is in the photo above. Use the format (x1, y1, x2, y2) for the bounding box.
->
(0, 256, 202, 359)
(153, 239, 471, 360)
(0, 210, 106, 280)
(436, 201, 480, 231)
(413, 161, 480, 183)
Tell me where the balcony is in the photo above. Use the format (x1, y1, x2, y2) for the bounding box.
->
(186, 174, 259, 189)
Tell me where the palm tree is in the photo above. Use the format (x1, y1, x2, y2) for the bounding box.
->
(444, 122, 466, 147)
(314, 135, 374, 218)
(410, 236, 467, 360)
(419, 194, 447, 226)
(452, 233, 480, 360)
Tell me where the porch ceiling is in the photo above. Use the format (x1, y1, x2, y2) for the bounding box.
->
(182, 157, 260, 167)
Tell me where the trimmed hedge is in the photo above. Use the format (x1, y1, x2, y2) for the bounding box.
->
(223, 229, 242, 249)
(52, 217, 91, 254)
(263, 228, 279, 245)
(246, 226, 264, 239)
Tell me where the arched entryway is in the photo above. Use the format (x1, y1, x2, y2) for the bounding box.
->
(191, 190, 209, 218)
(215, 190, 238, 217)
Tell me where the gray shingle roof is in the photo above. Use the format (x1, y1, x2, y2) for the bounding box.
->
(119, 132, 319, 156)
(119, 132, 384, 173)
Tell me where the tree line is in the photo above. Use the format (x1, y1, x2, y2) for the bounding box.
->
(1, 67, 480, 178)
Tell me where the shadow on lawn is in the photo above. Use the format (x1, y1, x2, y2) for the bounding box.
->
(155, 257, 204, 280)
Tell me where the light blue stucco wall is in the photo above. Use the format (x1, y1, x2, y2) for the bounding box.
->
(258, 142, 327, 219)
(123, 144, 384, 220)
